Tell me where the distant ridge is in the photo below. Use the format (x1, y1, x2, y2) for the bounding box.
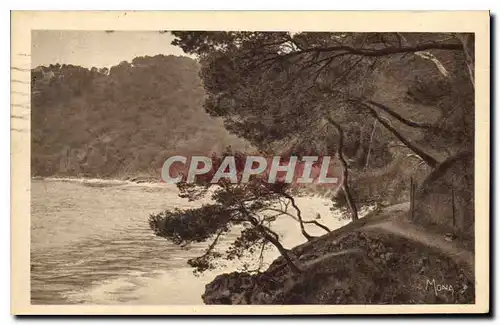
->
(31, 55, 251, 179)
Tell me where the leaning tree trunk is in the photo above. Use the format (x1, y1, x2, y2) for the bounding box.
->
(325, 117, 359, 222)
(244, 210, 302, 274)
(455, 33, 475, 89)
(260, 225, 302, 275)
(362, 103, 440, 168)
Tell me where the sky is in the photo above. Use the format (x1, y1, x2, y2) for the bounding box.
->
(31, 31, 189, 69)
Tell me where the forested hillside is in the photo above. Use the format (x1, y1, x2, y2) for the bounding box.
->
(31, 55, 251, 178)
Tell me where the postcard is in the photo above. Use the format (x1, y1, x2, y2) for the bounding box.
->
(10, 10, 490, 315)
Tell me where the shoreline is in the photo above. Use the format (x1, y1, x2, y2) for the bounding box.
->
(32, 175, 161, 184)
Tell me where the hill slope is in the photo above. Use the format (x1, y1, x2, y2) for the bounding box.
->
(31, 55, 251, 179)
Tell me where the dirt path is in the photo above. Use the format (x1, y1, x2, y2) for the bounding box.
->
(362, 203, 474, 279)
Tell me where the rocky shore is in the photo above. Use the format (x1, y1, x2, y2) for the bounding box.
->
(202, 205, 475, 305)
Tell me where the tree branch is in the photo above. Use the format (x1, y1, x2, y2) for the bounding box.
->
(303, 220, 331, 233)
(200, 228, 225, 258)
(263, 207, 331, 233)
(360, 102, 440, 168)
(281, 193, 315, 241)
(365, 100, 437, 129)
(260, 41, 463, 66)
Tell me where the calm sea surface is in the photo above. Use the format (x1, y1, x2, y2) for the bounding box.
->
(31, 179, 348, 305)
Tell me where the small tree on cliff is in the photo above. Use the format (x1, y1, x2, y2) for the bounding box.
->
(149, 149, 331, 275)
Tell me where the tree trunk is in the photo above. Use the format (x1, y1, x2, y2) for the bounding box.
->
(261, 226, 302, 275)
(362, 103, 440, 168)
(245, 212, 302, 274)
(366, 100, 437, 129)
(325, 116, 359, 221)
(365, 119, 378, 169)
(455, 33, 475, 88)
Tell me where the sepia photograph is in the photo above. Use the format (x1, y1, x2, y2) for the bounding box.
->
(10, 11, 490, 315)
